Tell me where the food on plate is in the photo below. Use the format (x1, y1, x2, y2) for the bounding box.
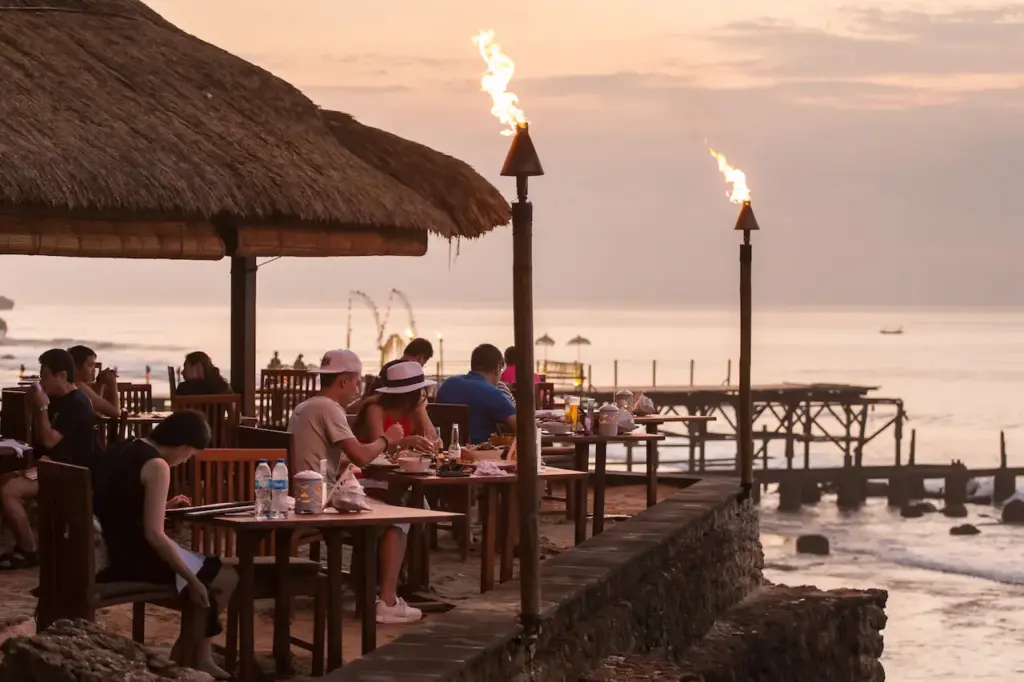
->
(488, 433, 515, 447)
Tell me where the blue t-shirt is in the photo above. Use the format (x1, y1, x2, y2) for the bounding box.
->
(435, 372, 516, 444)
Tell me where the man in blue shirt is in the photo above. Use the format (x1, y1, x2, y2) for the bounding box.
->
(436, 344, 517, 444)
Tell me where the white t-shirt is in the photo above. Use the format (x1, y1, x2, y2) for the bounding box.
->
(288, 396, 356, 481)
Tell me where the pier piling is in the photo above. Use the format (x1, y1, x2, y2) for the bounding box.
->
(994, 431, 1016, 504)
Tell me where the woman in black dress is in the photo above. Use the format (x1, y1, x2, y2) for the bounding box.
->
(176, 351, 232, 396)
(93, 410, 236, 679)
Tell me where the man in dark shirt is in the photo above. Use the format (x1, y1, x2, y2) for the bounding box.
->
(0, 348, 97, 570)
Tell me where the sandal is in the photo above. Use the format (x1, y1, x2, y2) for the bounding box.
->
(0, 547, 38, 570)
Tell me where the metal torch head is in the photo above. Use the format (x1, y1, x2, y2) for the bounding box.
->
(501, 123, 545, 177)
(734, 201, 760, 232)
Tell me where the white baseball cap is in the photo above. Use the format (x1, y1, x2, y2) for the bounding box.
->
(375, 360, 436, 394)
(309, 349, 362, 375)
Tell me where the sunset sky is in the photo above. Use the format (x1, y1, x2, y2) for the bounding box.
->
(6, 0, 1023, 307)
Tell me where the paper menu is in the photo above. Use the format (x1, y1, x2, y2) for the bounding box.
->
(172, 543, 206, 593)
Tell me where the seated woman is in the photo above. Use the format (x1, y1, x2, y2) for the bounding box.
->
(176, 352, 232, 396)
(354, 361, 439, 497)
(92, 410, 237, 680)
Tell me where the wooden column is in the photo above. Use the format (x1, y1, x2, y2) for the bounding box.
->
(230, 255, 257, 415)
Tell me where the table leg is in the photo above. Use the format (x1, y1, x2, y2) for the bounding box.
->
(646, 424, 659, 508)
(574, 476, 588, 545)
(480, 486, 498, 593)
(593, 442, 608, 536)
(273, 528, 294, 675)
(567, 442, 589, 520)
(324, 529, 345, 672)
(407, 485, 427, 591)
(236, 533, 257, 682)
(359, 527, 378, 654)
(500, 484, 517, 583)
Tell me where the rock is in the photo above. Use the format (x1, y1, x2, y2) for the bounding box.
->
(1001, 498, 1024, 524)
(0, 619, 213, 682)
(941, 503, 968, 518)
(900, 501, 937, 518)
(950, 524, 980, 536)
(795, 534, 830, 555)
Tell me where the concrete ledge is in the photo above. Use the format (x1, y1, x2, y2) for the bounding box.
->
(328, 477, 763, 681)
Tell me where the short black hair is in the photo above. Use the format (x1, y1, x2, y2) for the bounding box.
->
(150, 410, 211, 449)
(470, 344, 504, 373)
(39, 348, 76, 382)
(67, 345, 97, 368)
(403, 338, 434, 361)
(504, 346, 516, 366)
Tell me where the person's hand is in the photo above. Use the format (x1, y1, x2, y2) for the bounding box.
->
(98, 369, 118, 388)
(383, 423, 405, 447)
(167, 494, 192, 509)
(187, 577, 210, 608)
(27, 385, 46, 409)
(401, 435, 436, 453)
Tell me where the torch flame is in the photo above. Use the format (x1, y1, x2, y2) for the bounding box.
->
(473, 29, 527, 135)
(708, 148, 751, 204)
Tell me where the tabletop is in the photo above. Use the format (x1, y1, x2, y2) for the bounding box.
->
(100, 411, 173, 423)
(383, 465, 587, 487)
(633, 415, 717, 425)
(546, 432, 665, 445)
(189, 505, 460, 531)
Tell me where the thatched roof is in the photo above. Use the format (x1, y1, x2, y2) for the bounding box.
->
(322, 111, 511, 239)
(0, 0, 503, 258)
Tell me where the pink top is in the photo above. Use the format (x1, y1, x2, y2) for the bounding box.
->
(500, 365, 540, 385)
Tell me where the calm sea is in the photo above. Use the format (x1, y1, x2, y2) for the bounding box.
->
(2, 303, 1023, 679)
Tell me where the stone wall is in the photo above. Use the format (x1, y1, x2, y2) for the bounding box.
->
(331, 477, 763, 682)
(584, 585, 888, 682)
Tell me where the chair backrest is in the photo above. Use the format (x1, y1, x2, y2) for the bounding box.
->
(508, 382, 555, 410)
(258, 369, 318, 430)
(426, 403, 470, 449)
(172, 394, 241, 448)
(236, 426, 297, 489)
(117, 382, 154, 414)
(37, 460, 96, 629)
(0, 387, 32, 442)
(191, 448, 285, 557)
(167, 366, 177, 401)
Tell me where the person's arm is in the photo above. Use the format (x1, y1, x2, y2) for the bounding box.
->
(488, 389, 518, 435)
(76, 381, 120, 418)
(416, 399, 439, 445)
(140, 459, 208, 598)
(31, 400, 61, 450)
(365, 404, 433, 452)
(325, 404, 401, 467)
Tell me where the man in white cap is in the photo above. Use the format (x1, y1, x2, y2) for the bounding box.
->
(289, 350, 422, 624)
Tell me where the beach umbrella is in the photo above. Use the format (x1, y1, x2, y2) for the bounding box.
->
(535, 333, 555, 361)
(567, 335, 591, 361)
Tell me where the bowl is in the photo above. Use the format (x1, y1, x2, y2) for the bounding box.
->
(398, 456, 432, 473)
(539, 420, 571, 435)
(489, 434, 515, 447)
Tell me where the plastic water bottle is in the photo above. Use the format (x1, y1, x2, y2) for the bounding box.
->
(447, 424, 462, 462)
(270, 460, 289, 519)
(254, 460, 272, 518)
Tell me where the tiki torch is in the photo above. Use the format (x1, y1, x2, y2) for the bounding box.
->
(475, 29, 545, 627)
(710, 149, 758, 500)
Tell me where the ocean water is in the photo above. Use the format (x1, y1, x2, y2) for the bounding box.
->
(2, 303, 1024, 679)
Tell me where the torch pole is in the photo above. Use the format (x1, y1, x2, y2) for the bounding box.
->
(511, 175, 541, 626)
(738, 229, 754, 498)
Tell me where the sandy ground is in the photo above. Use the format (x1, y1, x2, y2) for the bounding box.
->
(0, 482, 681, 677)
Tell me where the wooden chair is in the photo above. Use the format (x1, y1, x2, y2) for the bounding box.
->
(258, 370, 318, 430)
(118, 383, 154, 414)
(172, 394, 241, 448)
(167, 366, 177, 401)
(508, 382, 556, 410)
(426, 403, 470, 449)
(190, 448, 326, 675)
(35, 461, 205, 665)
(0, 387, 31, 442)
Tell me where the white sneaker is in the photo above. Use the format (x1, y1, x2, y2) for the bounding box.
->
(375, 597, 423, 624)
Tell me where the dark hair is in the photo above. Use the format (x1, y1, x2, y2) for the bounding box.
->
(67, 345, 97, 368)
(39, 348, 76, 382)
(504, 346, 516, 367)
(150, 410, 211, 450)
(403, 338, 434, 362)
(184, 351, 231, 393)
(470, 344, 504, 373)
(353, 389, 422, 440)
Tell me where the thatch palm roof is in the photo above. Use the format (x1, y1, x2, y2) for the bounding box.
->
(322, 111, 511, 240)
(0, 0, 505, 259)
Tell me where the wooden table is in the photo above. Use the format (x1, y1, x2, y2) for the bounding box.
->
(546, 433, 664, 536)
(382, 466, 589, 593)
(632, 415, 717, 506)
(0, 442, 33, 475)
(187, 505, 460, 680)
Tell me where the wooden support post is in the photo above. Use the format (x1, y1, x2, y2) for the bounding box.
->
(778, 477, 802, 512)
(760, 425, 770, 472)
(784, 404, 795, 470)
(994, 430, 1016, 504)
(726, 358, 732, 386)
(837, 435, 861, 511)
(909, 428, 916, 465)
(803, 401, 812, 470)
(943, 460, 968, 517)
(689, 359, 694, 386)
(653, 360, 658, 387)
(229, 255, 257, 415)
(613, 360, 618, 390)
(905, 428, 925, 499)
(894, 401, 904, 466)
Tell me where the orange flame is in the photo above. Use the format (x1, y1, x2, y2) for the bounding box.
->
(473, 29, 527, 135)
(708, 148, 751, 204)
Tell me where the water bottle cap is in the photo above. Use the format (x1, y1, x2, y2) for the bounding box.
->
(258, 459, 268, 464)
(276, 459, 285, 464)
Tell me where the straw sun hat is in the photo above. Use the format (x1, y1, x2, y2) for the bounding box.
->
(375, 361, 436, 394)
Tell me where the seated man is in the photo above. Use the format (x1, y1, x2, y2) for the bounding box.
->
(0, 348, 97, 570)
(435, 343, 517, 444)
(288, 350, 419, 624)
(67, 344, 121, 418)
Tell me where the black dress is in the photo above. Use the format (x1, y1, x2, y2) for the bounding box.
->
(93, 439, 222, 636)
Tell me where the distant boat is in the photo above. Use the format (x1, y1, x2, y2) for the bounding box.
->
(879, 327, 904, 335)
(0, 297, 12, 311)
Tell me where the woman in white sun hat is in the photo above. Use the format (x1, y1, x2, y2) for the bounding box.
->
(354, 361, 440, 459)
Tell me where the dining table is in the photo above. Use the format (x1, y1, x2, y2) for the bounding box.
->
(0, 440, 33, 475)
(185, 505, 461, 680)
